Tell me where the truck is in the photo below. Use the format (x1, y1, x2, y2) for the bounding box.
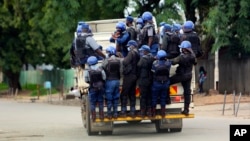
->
(74, 18, 195, 135)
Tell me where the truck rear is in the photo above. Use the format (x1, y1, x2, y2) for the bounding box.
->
(75, 18, 195, 135)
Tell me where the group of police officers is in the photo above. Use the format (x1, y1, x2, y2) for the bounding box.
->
(70, 11, 200, 122)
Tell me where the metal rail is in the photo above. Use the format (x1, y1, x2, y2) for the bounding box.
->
(94, 114, 195, 122)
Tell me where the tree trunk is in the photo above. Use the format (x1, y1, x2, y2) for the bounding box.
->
(184, 0, 197, 23)
(4, 70, 22, 91)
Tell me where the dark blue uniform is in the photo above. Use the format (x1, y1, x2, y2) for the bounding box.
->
(170, 53, 196, 114)
(151, 59, 171, 117)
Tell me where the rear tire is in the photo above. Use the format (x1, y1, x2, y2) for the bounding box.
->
(170, 128, 182, 132)
(101, 131, 113, 135)
(86, 95, 99, 136)
(155, 120, 169, 133)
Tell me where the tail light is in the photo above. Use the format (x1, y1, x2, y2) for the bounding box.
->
(170, 96, 184, 103)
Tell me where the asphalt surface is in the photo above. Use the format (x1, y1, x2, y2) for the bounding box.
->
(0, 97, 250, 141)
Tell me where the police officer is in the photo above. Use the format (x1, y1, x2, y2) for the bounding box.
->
(120, 40, 140, 117)
(181, 20, 203, 58)
(172, 23, 182, 36)
(73, 23, 106, 68)
(135, 17, 144, 47)
(111, 22, 130, 57)
(126, 16, 137, 41)
(102, 46, 123, 119)
(151, 50, 171, 117)
(137, 45, 154, 117)
(170, 41, 196, 115)
(84, 56, 106, 121)
(70, 25, 83, 68)
(141, 11, 159, 56)
(162, 23, 181, 59)
(161, 23, 172, 50)
(158, 21, 165, 48)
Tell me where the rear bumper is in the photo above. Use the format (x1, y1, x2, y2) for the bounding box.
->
(94, 113, 194, 122)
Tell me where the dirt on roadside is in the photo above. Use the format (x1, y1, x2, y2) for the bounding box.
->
(193, 93, 250, 106)
(1, 90, 250, 107)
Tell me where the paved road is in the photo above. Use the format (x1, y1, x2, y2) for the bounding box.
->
(0, 99, 250, 141)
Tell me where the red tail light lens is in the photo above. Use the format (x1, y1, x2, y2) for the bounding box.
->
(171, 96, 183, 103)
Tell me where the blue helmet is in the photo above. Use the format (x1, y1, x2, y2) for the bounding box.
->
(163, 23, 172, 31)
(78, 21, 85, 25)
(88, 26, 92, 33)
(139, 45, 150, 52)
(136, 18, 143, 24)
(126, 40, 138, 47)
(126, 16, 134, 23)
(183, 20, 194, 32)
(76, 21, 85, 32)
(159, 22, 166, 27)
(157, 50, 167, 59)
(87, 56, 98, 65)
(106, 46, 116, 55)
(179, 40, 192, 48)
(172, 23, 181, 32)
(76, 26, 82, 33)
(142, 11, 153, 21)
(81, 23, 89, 30)
(116, 22, 126, 31)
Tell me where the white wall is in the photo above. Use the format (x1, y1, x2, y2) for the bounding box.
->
(0, 70, 2, 83)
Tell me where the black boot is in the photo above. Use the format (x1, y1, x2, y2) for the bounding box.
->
(113, 113, 118, 119)
(107, 113, 112, 120)
(113, 99, 118, 119)
(146, 108, 152, 117)
(91, 111, 96, 122)
(129, 106, 136, 118)
(181, 104, 189, 115)
(106, 100, 113, 119)
(120, 106, 127, 117)
(161, 107, 166, 117)
(99, 110, 104, 120)
(107, 108, 112, 120)
(139, 108, 146, 118)
(151, 107, 156, 117)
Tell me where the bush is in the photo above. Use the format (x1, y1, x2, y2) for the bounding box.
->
(0, 83, 8, 91)
(23, 84, 37, 91)
(30, 88, 58, 96)
(22, 83, 58, 96)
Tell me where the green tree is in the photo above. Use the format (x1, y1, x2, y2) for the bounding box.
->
(0, 0, 128, 91)
(133, 0, 184, 23)
(204, 0, 250, 58)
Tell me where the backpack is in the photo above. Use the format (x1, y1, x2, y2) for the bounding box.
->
(74, 35, 87, 59)
(88, 68, 104, 90)
(122, 50, 140, 76)
(162, 32, 181, 59)
(141, 24, 159, 45)
(127, 27, 137, 41)
(106, 59, 121, 79)
(74, 34, 96, 60)
(182, 32, 203, 58)
(154, 61, 170, 82)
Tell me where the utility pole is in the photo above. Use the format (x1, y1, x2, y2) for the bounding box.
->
(214, 50, 219, 90)
(214, 27, 219, 90)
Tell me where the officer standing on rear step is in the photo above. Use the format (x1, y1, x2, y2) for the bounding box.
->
(120, 40, 140, 118)
(84, 56, 106, 121)
(151, 50, 171, 117)
(102, 46, 123, 119)
(169, 41, 197, 115)
(137, 45, 154, 117)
